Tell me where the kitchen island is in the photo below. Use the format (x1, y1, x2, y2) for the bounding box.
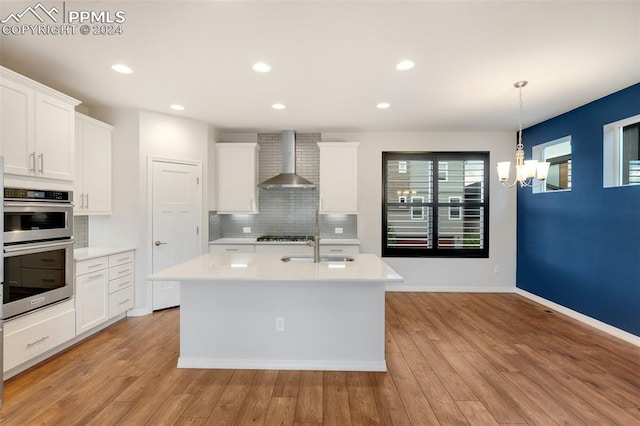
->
(150, 252, 402, 371)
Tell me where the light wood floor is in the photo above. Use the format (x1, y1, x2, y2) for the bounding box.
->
(1, 293, 639, 425)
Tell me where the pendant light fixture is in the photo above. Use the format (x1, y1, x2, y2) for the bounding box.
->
(497, 81, 550, 187)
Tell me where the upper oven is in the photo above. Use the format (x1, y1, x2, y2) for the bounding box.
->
(4, 188, 73, 244)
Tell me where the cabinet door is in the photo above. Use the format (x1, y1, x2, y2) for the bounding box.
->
(318, 143, 359, 213)
(216, 143, 259, 213)
(76, 271, 109, 335)
(1, 78, 35, 176)
(35, 92, 75, 180)
(81, 118, 112, 213)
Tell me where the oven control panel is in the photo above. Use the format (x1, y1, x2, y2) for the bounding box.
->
(4, 188, 72, 202)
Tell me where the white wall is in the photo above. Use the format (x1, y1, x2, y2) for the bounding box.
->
(323, 132, 517, 291)
(88, 108, 212, 315)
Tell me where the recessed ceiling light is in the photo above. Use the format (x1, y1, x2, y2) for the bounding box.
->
(272, 103, 286, 110)
(252, 62, 271, 73)
(111, 64, 133, 74)
(376, 102, 391, 109)
(396, 60, 415, 71)
(170, 104, 185, 111)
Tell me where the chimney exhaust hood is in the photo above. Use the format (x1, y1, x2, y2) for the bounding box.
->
(258, 130, 316, 189)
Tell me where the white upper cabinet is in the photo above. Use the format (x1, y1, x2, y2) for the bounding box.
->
(318, 142, 359, 214)
(0, 66, 80, 183)
(1, 77, 34, 176)
(216, 143, 259, 214)
(75, 113, 113, 215)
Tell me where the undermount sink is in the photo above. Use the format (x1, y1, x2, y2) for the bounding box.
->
(281, 255, 355, 263)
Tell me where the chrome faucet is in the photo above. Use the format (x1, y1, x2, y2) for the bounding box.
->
(308, 204, 321, 263)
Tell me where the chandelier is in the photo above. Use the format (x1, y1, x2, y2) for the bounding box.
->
(497, 81, 550, 187)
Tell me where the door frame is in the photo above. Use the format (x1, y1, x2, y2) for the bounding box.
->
(146, 156, 203, 309)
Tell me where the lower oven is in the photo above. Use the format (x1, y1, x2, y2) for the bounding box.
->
(3, 188, 74, 320)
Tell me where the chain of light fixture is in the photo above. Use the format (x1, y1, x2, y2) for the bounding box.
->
(497, 81, 550, 188)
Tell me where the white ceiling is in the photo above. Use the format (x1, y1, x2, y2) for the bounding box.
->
(1, 0, 639, 133)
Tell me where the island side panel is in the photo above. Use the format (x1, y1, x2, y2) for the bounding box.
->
(178, 279, 386, 371)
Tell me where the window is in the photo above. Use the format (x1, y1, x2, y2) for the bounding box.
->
(604, 114, 640, 188)
(532, 136, 571, 193)
(382, 152, 489, 258)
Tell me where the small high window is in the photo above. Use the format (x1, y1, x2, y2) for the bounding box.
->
(604, 114, 640, 187)
(532, 136, 572, 194)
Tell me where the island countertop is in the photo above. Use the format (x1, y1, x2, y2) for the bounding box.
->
(149, 252, 403, 283)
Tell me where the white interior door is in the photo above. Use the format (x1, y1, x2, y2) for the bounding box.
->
(152, 160, 201, 310)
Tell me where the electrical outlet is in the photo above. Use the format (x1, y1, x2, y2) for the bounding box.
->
(335, 227, 343, 234)
(276, 317, 285, 331)
(494, 265, 502, 274)
(243, 227, 251, 234)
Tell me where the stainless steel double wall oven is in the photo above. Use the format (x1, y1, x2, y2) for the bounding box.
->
(3, 188, 74, 320)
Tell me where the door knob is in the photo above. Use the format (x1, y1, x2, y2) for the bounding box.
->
(154, 241, 168, 246)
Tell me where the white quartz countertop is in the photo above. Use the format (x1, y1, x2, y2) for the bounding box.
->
(209, 238, 360, 245)
(149, 252, 402, 283)
(74, 247, 136, 261)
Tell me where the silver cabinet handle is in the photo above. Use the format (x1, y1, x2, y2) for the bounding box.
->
(38, 153, 44, 174)
(154, 241, 168, 246)
(29, 152, 36, 173)
(86, 193, 89, 209)
(27, 335, 50, 348)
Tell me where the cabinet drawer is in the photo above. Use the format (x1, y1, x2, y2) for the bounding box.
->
(4, 307, 75, 372)
(109, 286, 134, 317)
(109, 275, 133, 294)
(320, 245, 360, 255)
(108, 251, 134, 267)
(76, 256, 108, 276)
(109, 263, 134, 281)
(254, 244, 312, 255)
(209, 244, 255, 254)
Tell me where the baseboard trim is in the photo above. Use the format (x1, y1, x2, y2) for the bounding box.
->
(385, 285, 515, 293)
(127, 307, 152, 317)
(515, 288, 640, 347)
(177, 357, 387, 372)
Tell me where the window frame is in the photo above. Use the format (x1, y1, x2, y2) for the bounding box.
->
(532, 135, 572, 194)
(382, 151, 490, 258)
(604, 114, 640, 188)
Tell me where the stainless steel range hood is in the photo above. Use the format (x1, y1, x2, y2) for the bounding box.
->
(258, 130, 316, 189)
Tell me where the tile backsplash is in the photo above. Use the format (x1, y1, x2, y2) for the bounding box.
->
(74, 215, 89, 248)
(210, 132, 357, 239)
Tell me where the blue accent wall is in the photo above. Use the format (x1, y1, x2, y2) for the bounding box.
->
(517, 83, 640, 337)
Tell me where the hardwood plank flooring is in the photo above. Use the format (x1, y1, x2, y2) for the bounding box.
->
(1, 292, 639, 425)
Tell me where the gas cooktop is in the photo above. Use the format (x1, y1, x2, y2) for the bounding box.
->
(256, 235, 314, 242)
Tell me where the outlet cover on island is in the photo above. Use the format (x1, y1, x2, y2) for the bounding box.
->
(243, 227, 251, 234)
(335, 227, 343, 234)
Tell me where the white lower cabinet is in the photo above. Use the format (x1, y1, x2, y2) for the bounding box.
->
(4, 299, 76, 373)
(108, 251, 135, 316)
(75, 260, 109, 335)
(75, 250, 134, 336)
(221, 243, 361, 255)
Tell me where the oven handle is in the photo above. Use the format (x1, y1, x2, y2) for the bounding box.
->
(4, 239, 75, 256)
(3, 202, 74, 209)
